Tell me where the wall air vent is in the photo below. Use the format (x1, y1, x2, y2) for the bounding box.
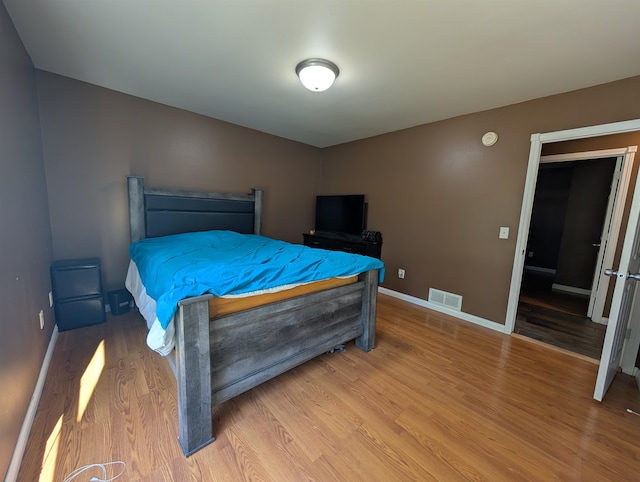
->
(428, 288, 462, 311)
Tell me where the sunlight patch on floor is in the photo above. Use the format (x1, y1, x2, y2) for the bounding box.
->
(78, 339, 105, 422)
(39, 414, 63, 482)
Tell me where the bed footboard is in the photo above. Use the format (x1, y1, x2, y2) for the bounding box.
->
(355, 269, 377, 352)
(175, 294, 215, 455)
(172, 269, 379, 456)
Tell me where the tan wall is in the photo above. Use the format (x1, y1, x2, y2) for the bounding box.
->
(36, 72, 323, 293)
(321, 76, 640, 324)
(0, 5, 54, 478)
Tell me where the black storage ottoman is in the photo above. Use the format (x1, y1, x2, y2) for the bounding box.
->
(50, 258, 106, 331)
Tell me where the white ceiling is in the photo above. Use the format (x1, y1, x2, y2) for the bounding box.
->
(5, 1, 640, 148)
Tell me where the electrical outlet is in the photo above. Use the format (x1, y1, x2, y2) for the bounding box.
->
(398, 268, 405, 279)
(39, 310, 45, 330)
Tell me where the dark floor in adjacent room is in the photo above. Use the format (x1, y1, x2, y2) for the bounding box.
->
(515, 271, 606, 359)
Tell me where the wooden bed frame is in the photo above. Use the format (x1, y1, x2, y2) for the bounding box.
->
(127, 176, 380, 456)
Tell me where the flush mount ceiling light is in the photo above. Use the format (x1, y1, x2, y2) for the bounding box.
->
(295, 58, 339, 92)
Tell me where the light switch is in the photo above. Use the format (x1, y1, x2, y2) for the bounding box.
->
(499, 227, 509, 239)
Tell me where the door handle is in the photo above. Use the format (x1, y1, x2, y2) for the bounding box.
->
(604, 268, 640, 281)
(605, 268, 624, 278)
(592, 243, 601, 247)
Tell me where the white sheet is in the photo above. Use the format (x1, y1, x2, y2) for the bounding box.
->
(126, 260, 176, 355)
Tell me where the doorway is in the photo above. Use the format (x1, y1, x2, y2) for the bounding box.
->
(503, 119, 640, 402)
(507, 139, 639, 334)
(514, 156, 617, 358)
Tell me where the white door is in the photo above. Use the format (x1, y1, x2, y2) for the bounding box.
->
(593, 170, 640, 401)
(587, 156, 622, 319)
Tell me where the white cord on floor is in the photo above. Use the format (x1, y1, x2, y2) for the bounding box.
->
(62, 461, 125, 482)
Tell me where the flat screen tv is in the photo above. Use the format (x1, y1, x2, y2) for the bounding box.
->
(315, 194, 366, 236)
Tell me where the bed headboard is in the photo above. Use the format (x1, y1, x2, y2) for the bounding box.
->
(127, 176, 264, 242)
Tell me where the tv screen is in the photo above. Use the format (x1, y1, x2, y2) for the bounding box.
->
(315, 195, 366, 236)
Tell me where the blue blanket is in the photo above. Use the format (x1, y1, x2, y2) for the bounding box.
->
(129, 230, 385, 329)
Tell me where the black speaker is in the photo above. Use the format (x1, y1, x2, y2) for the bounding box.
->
(361, 230, 382, 243)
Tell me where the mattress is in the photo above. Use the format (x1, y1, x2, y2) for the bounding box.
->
(129, 230, 385, 330)
(125, 260, 358, 355)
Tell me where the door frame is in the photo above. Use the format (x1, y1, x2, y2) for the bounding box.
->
(588, 154, 624, 322)
(536, 150, 630, 324)
(505, 119, 640, 336)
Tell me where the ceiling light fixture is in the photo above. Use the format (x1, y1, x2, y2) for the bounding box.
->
(295, 58, 339, 92)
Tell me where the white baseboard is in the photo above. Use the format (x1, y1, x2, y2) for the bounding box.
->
(592, 316, 609, 326)
(5, 326, 59, 482)
(551, 283, 591, 297)
(524, 265, 556, 275)
(378, 287, 509, 334)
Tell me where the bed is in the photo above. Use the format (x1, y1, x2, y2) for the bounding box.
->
(125, 176, 384, 456)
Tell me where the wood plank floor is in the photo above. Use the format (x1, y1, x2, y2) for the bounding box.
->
(18, 294, 640, 481)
